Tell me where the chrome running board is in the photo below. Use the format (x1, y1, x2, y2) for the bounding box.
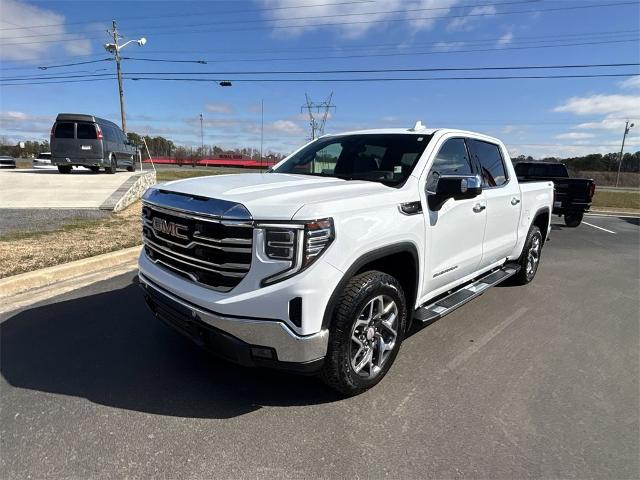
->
(414, 265, 519, 324)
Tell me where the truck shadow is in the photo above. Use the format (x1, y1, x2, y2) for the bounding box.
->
(0, 276, 340, 419)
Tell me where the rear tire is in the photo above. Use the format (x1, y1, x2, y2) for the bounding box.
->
(57, 165, 71, 174)
(105, 155, 117, 174)
(89, 166, 100, 173)
(511, 225, 543, 285)
(564, 212, 583, 228)
(320, 271, 407, 396)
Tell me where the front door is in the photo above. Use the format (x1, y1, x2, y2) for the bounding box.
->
(422, 137, 487, 296)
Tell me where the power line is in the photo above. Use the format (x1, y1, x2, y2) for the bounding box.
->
(3, 62, 637, 82)
(2, 73, 638, 86)
(2, 1, 635, 46)
(0, 0, 377, 31)
(3, 29, 635, 73)
(121, 38, 640, 64)
(0, 1, 538, 40)
(121, 29, 640, 56)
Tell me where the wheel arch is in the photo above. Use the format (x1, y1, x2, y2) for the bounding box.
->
(532, 206, 550, 244)
(322, 242, 420, 330)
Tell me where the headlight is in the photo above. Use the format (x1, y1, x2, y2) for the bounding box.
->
(260, 218, 334, 286)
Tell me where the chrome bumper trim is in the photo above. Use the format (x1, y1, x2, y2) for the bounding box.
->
(139, 273, 329, 363)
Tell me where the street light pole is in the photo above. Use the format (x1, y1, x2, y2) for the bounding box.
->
(616, 120, 634, 187)
(199, 113, 204, 154)
(111, 21, 127, 133)
(260, 99, 264, 170)
(105, 20, 146, 134)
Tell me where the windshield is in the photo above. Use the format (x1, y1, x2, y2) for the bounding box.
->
(272, 133, 432, 187)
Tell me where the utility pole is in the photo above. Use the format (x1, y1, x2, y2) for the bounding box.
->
(199, 113, 204, 154)
(105, 21, 146, 134)
(301, 93, 336, 140)
(616, 120, 635, 187)
(260, 99, 264, 170)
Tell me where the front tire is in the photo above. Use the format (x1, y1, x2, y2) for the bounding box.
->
(512, 225, 543, 285)
(564, 212, 583, 227)
(320, 271, 407, 396)
(57, 165, 71, 174)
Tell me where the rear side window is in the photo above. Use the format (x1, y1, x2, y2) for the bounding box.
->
(468, 139, 508, 187)
(77, 122, 97, 139)
(426, 138, 473, 191)
(103, 125, 115, 142)
(54, 122, 74, 138)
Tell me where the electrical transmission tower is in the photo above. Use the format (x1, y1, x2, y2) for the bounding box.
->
(301, 93, 335, 140)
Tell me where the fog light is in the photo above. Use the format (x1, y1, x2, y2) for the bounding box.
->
(251, 346, 276, 359)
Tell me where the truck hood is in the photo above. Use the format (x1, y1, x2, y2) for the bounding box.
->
(157, 172, 394, 219)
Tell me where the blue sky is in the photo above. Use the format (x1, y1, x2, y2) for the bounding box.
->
(0, 0, 639, 158)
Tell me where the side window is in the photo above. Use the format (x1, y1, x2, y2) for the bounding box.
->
(468, 139, 507, 187)
(426, 138, 472, 191)
(312, 143, 342, 173)
(103, 126, 115, 142)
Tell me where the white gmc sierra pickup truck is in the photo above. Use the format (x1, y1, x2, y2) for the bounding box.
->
(139, 125, 553, 395)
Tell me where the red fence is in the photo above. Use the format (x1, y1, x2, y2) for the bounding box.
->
(144, 157, 277, 168)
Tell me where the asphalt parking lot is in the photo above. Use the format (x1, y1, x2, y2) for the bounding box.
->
(1, 215, 638, 479)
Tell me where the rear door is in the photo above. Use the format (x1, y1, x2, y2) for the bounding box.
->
(51, 122, 76, 159)
(76, 122, 102, 161)
(467, 138, 521, 267)
(422, 137, 487, 294)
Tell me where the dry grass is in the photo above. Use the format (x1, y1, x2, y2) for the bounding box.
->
(592, 190, 640, 210)
(0, 202, 143, 278)
(578, 171, 640, 188)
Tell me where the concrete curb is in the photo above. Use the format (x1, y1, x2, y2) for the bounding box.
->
(100, 171, 156, 212)
(0, 246, 141, 300)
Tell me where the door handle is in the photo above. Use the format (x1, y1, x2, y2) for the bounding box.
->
(511, 197, 521, 205)
(473, 204, 486, 213)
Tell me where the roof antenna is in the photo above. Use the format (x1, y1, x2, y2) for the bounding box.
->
(410, 120, 425, 131)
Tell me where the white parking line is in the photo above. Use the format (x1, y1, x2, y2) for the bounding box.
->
(447, 307, 528, 371)
(583, 221, 616, 234)
(587, 213, 640, 219)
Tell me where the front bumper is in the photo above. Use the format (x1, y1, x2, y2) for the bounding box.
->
(139, 273, 329, 371)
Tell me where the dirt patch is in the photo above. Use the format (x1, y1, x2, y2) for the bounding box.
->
(0, 202, 142, 278)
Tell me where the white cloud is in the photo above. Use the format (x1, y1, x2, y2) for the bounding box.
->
(554, 94, 640, 116)
(497, 31, 513, 46)
(260, 0, 460, 38)
(447, 5, 496, 31)
(574, 115, 631, 131)
(265, 120, 305, 136)
(205, 102, 234, 114)
(555, 132, 595, 140)
(0, 111, 54, 142)
(0, 0, 92, 62)
(618, 76, 640, 89)
(432, 41, 465, 52)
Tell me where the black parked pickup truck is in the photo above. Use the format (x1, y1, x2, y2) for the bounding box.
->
(515, 161, 596, 227)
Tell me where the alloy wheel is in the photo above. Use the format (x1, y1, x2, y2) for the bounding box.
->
(350, 295, 398, 378)
(526, 235, 541, 276)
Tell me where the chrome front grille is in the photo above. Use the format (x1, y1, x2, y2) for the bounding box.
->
(141, 201, 253, 292)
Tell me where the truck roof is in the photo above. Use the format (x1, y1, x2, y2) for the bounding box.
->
(326, 127, 504, 145)
(55, 113, 117, 127)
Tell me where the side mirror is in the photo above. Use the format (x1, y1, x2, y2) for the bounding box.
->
(427, 174, 482, 211)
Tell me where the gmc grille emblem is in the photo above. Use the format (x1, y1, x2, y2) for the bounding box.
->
(152, 217, 189, 240)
